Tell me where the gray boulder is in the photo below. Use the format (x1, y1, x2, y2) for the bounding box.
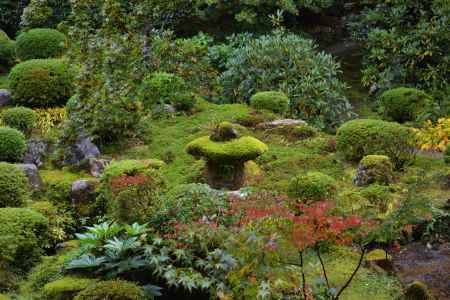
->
(0, 89, 11, 107)
(64, 135, 100, 166)
(23, 139, 50, 168)
(154, 104, 176, 114)
(256, 119, 307, 129)
(16, 163, 43, 191)
(88, 158, 110, 177)
(71, 179, 97, 216)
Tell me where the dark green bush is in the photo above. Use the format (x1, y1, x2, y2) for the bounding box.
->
(0, 29, 15, 67)
(0, 207, 49, 272)
(139, 72, 195, 111)
(336, 119, 416, 169)
(0, 162, 29, 208)
(98, 160, 166, 224)
(74, 280, 146, 300)
(288, 171, 337, 203)
(220, 31, 352, 130)
(379, 87, 434, 123)
(2, 106, 37, 135)
(0, 126, 27, 162)
(404, 281, 432, 300)
(250, 91, 289, 114)
(8, 58, 75, 107)
(444, 144, 450, 164)
(16, 28, 67, 61)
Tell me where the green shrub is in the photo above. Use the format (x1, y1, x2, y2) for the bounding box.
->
(1, 106, 37, 135)
(353, 155, 394, 186)
(98, 160, 166, 224)
(16, 28, 67, 61)
(336, 119, 416, 169)
(444, 144, 450, 164)
(220, 31, 352, 130)
(0, 29, 15, 67)
(250, 91, 289, 114)
(379, 87, 434, 123)
(0, 162, 29, 207)
(8, 58, 75, 107)
(0, 208, 49, 272)
(360, 184, 391, 212)
(139, 72, 195, 111)
(43, 277, 97, 300)
(404, 281, 432, 300)
(74, 279, 145, 300)
(288, 171, 337, 203)
(0, 262, 18, 292)
(0, 127, 27, 162)
(41, 170, 83, 205)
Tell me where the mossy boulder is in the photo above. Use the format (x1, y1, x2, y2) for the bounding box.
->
(186, 122, 268, 189)
(250, 91, 289, 114)
(404, 281, 433, 300)
(353, 155, 394, 186)
(288, 171, 337, 203)
(74, 280, 146, 300)
(43, 277, 97, 300)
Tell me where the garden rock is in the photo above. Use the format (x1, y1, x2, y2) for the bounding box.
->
(64, 135, 100, 166)
(154, 104, 176, 114)
(353, 155, 394, 186)
(88, 158, 110, 177)
(15, 163, 43, 191)
(256, 119, 307, 129)
(71, 179, 97, 216)
(23, 139, 50, 168)
(0, 89, 11, 107)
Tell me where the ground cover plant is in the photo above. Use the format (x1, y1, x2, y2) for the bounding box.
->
(0, 0, 449, 299)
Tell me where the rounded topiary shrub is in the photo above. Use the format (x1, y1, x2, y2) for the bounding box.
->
(16, 28, 67, 61)
(139, 72, 195, 111)
(444, 144, 450, 164)
(74, 280, 146, 300)
(98, 159, 166, 224)
(0, 162, 29, 208)
(250, 91, 289, 114)
(353, 155, 394, 186)
(379, 87, 434, 123)
(0, 29, 15, 67)
(1, 106, 37, 135)
(8, 58, 75, 107)
(0, 207, 49, 272)
(0, 127, 27, 162)
(336, 119, 416, 169)
(288, 171, 337, 203)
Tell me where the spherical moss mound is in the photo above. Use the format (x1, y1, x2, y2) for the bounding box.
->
(444, 144, 450, 164)
(0, 29, 15, 67)
(1, 106, 37, 135)
(74, 280, 146, 300)
(353, 155, 394, 186)
(0, 127, 27, 162)
(0, 208, 49, 272)
(336, 119, 416, 169)
(288, 171, 337, 203)
(43, 277, 97, 300)
(0, 162, 29, 208)
(8, 58, 75, 107)
(16, 28, 67, 61)
(187, 135, 268, 163)
(379, 87, 433, 123)
(250, 91, 289, 114)
(404, 281, 432, 300)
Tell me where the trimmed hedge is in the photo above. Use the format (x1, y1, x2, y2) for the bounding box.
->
(0, 29, 15, 67)
(0, 208, 49, 272)
(0, 127, 27, 162)
(8, 58, 75, 107)
(379, 87, 433, 123)
(16, 28, 67, 61)
(1, 106, 37, 135)
(336, 119, 416, 169)
(74, 280, 146, 300)
(250, 91, 289, 114)
(0, 162, 29, 207)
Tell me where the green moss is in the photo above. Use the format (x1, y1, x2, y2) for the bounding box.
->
(288, 171, 337, 203)
(43, 277, 96, 300)
(101, 159, 164, 180)
(41, 170, 87, 205)
(187, 136, 268, 163)
(0, 162, 30, 208)
(250, 91, 289, 114)
(74, 280, 145, 300)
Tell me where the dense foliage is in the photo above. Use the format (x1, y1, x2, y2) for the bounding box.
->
(0, 127, 27, 162)
(16, 28, 67, 60)
(0, 163, 29, 208)
(8, 58, 75, 107)
(1, 106, 37, 135)
(0, 29, 15, 67)
(220, 31, 352, 130)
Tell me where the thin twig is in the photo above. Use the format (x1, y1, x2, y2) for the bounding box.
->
(316, 247, 330, 289)
(334, 246, 367, 300)
(300, 251, 307, 300)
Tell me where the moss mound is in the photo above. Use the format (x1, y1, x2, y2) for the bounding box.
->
(404, 281, 432, 300)
(43, 277, 97, 300)
(74, 280, 146, 300)
(250, 91, 289, 114)
(16, 28, 67, 61)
